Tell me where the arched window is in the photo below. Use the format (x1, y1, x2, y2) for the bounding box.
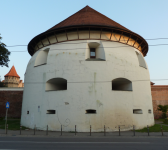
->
(34, 48, 49, 67)
(46, 78, 67, 91)
(136, 51, 147, 69)
(112, 78, 132, 91)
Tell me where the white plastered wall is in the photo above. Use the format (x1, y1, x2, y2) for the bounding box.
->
(21, 34, 154, 132)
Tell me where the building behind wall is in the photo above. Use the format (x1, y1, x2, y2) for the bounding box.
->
(2, 65, 24, 87)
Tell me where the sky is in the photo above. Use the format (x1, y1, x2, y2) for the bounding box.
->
(0, 0, 168, 85)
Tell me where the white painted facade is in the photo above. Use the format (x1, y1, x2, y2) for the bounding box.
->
(21, 33, 154, 131)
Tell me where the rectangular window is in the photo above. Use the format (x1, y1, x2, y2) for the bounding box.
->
(90, 48, 96, 58)
(27, 111, 29, 114)
(133, 109, 143, 114)
(47, 110, 56, 114)
(86, 109, 96, 114)
(148, 109, 151, 113)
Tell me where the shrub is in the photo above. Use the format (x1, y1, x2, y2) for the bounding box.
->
(158, 105, 168, 119)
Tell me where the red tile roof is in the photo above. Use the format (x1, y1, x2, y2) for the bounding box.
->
(48, 5, 130, 32)
(4, 66, 20, 78)
(28, 5, 148, 56)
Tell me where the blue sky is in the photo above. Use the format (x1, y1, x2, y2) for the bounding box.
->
(0, 0, 168, 85)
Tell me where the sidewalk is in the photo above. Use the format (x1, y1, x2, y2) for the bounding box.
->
(0, 129, 168, 138)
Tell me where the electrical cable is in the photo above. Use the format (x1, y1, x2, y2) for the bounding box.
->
(5, 37, 168, 47)
(7, 44, 168, 52)
(17, 79, 168, 84)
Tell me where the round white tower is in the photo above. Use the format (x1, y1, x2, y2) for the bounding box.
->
(21, 6, 154, 132)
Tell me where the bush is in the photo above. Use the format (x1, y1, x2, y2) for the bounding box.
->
(158, 105, 168, 119)
(0, 118, 4, 120)
(162, 113, 167, 119)
(163, 118, 168, 124)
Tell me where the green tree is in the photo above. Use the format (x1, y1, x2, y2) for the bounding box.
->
(0, 34, 10, 67)
(0, 76, 6, 87)
(157, 105, 168, 118)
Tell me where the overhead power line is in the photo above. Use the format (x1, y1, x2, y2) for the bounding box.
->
(17, 79, 168, 84)
(5, 37, 168, 47)
(7, 44, 168, 52)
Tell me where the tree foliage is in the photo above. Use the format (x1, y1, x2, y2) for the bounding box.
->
(0, 76, 6, 87)
(0, 34, 10, 67)
(157, 105, 168, 118)
(0, 81, 7, 87)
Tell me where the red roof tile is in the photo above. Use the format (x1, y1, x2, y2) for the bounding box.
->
(4, 66, 20, 78)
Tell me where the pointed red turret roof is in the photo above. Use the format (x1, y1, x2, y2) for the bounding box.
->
(48, 5, 130, 32)
(4, 66, 20, 78)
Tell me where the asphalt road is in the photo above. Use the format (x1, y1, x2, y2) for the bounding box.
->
(0, 137, 168, 150)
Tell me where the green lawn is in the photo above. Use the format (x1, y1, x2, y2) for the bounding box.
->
(136, 124, 168, 132)
(0, 118, 167, 132)
(0, 119, 28, 130)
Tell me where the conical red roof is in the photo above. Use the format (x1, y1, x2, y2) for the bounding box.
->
(48, 5, 130, 32)
(28, 5, 148, 56)
(4, 66, 20, 78)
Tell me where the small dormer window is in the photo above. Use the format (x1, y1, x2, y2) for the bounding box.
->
(90, 48, 96, 58)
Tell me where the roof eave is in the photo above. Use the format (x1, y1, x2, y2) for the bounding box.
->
(28, 25, 148, 56)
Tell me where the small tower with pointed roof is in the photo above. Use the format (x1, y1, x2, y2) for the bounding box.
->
(3, 65, 24, 87)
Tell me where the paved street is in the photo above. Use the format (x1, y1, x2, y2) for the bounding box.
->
(0, 136, 168, 150)
(1, 128, 168, 150)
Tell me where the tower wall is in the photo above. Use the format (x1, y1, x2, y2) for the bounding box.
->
(21, 37, 154, 131)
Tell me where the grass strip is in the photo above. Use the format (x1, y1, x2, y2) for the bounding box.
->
(136, 124, 168, 132)
(0, 119, 28, 130)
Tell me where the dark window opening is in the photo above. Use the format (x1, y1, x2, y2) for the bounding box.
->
(148, 109, 151, 113)
(47, 110, 56, 114)
(27, 111, 29, 114)
(133, 109, 143, 114)
(112, 78, 132, 91)
(46, 78, 67, 91)
(90, 48, 96, 58)
(86, 109, 96, 114)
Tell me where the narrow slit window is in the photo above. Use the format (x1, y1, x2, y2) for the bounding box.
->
(133, 109, 143, 114)
(90, 48, 96, 58)
(47, 110, 56, 114)
(27, 111, 29, 114)
(86, 109, 96, 114)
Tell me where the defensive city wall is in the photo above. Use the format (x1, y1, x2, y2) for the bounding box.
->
(0, 85, 168, 119)
(151, 85, 168, 119)
(0, 88, 23, 118)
